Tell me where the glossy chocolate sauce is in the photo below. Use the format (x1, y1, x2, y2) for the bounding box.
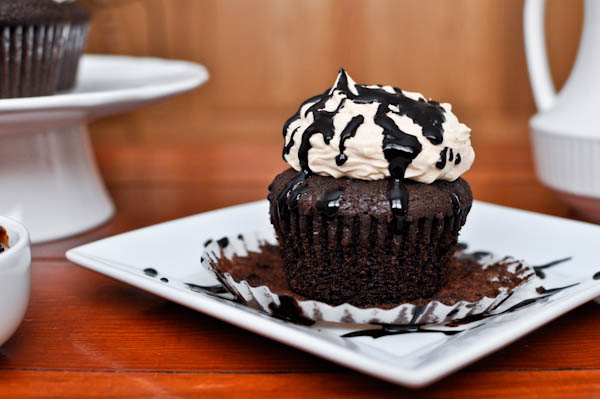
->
(449, 192, 461, 215)
(335, 115, 364, 166)
(185, 283, 229, 295)
(342, 323, 462, 338)
(533, 257, 572, 279)
(436, 147, 449, 169)
(316, 188, 345, 217)
(276, 170, 308, 219)
(143, 268, 158, 278)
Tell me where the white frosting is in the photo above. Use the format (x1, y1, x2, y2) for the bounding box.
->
(283, 72, 474, 183)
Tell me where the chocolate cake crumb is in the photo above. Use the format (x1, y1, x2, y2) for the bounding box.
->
(213, 243, 530, 308)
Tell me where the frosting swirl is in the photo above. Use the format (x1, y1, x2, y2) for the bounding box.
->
(282, 69, 474, 184)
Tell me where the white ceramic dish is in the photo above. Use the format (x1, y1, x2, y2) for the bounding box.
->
(0, 216, 31, 346)
(66, 200, 600, 388)
(0, 55, 209, 243)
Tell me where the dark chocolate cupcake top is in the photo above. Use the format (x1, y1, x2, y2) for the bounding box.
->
(271, 168, 472, 221)
(0, 0, 90, 26)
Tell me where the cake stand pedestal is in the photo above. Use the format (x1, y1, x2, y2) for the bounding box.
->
(0, 55, 209, 243)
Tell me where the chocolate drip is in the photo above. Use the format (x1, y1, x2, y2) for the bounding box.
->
(316, 188, 345, 217)
(143, 268, 158, 278)
(276, 170, 309, 218)
(449, 192, 460, 215)
(436, 147, 448, 169)
(186, 283, 229, 294)
(268, 295, 315, 326)
(204, 239, 213, 247)
(455, 153, 461, 165)
(217, 237, 230, 248)
(449, 148, 454, 162)
(282, 127, 299, 159)
(336, 115, 364, 165)
(297, 95, 346, 173)
(533, 257, 572, 279)
(389, 179, 409, 232)
(287, 185, 310, 211)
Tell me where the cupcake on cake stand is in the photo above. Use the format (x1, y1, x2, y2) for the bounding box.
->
(0, 55, 209, 243)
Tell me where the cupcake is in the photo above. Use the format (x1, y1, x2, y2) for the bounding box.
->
(268, 69, 475, 306)
(0, 0, 90, 98)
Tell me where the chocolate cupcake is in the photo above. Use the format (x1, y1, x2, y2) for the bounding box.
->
(268, 69, 475, 306)
(0, 0, 90, 98)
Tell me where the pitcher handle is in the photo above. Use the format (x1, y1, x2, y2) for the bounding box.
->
(524, 0, 556, 112)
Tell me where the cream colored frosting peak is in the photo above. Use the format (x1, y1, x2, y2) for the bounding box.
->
(282, 70, 474, 183)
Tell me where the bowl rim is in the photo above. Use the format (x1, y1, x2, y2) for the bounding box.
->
(0, 216, 30, 269)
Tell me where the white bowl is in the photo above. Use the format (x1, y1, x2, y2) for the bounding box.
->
(531, 129, 600, 222)
(0, 216, 31, 346)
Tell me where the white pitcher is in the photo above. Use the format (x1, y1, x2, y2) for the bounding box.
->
(524, 0, 600, 221)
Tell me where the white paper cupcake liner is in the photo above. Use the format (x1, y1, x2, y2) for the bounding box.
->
(201, 232, 535, 325)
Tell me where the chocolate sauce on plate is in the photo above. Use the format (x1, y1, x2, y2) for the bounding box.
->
(143, 268, 158, 278)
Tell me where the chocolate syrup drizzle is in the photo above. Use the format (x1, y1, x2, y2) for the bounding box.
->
(316, 188, 345, 217)
(436, 147, 449, 169)
(533, 257, 572, 279)
(281, 69, 448, 231)
(335, 115, 364, 166)
(143, 268, 158, 278)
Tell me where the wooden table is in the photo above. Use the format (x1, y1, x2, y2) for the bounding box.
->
(2, 128, 599, 398)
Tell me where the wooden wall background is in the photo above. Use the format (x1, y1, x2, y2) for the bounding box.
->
(82, 0, 582, 147)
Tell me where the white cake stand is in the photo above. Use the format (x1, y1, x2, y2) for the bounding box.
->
(0, 55, 209, 243)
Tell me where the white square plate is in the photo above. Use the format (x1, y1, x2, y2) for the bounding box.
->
(66, 200, 600, 388)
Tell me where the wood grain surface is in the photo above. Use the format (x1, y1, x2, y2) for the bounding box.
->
(82, 0, 583, 146)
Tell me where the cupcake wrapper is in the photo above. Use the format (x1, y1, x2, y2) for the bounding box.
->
(57, 23, 89, 90)
(271, 204, 471, 306)
(0, 23, 79, 98)
(201, 232, 535, 325)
